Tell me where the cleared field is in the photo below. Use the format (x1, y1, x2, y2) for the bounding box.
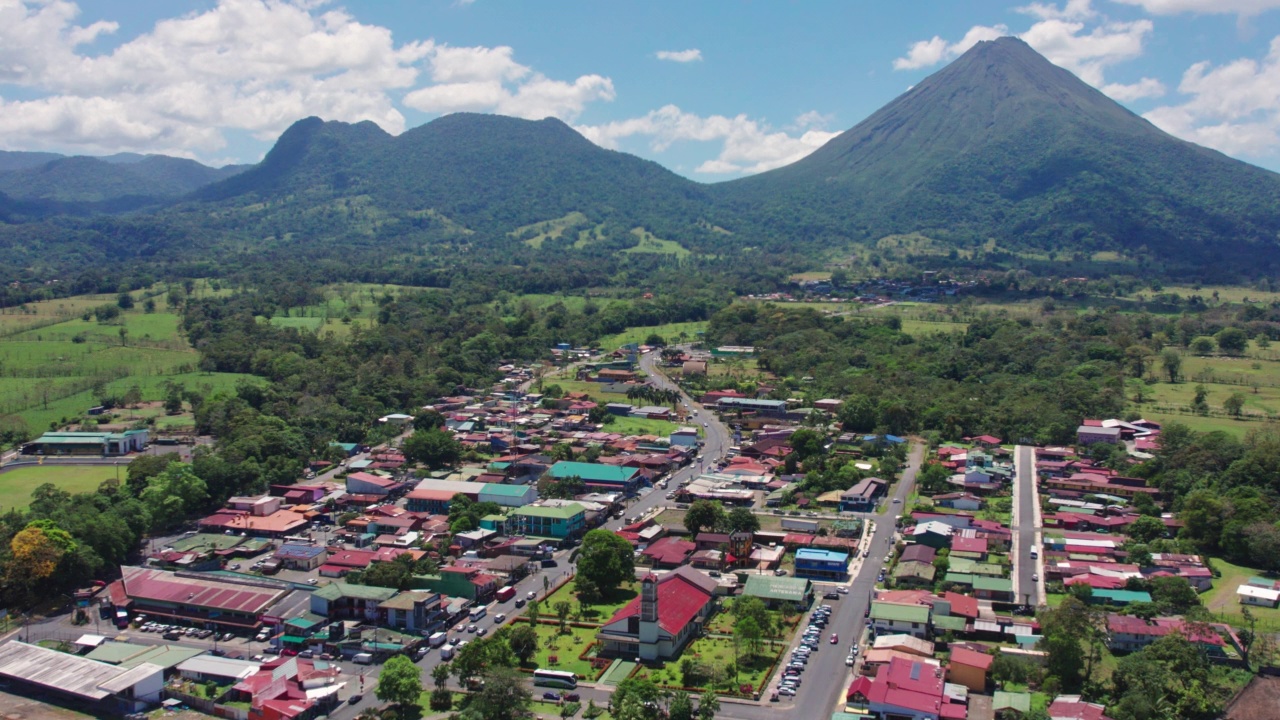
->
(1163, 285, 1280, 304)
(622, 228, 690, 258)
(596, 321, 708, 350)
(1135, 410, 1271, 437)
(1202, 557, 1280, 632)
(513, 211, 590, 249)
(606, 415, 682, 437)
(0, 464, 125, 509)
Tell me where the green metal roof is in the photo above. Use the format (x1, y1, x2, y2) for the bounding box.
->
(944, 573, 975, 586)
(280, 635, 310, 644)
(480, 483, 531, 497)
(548, 461, 638, 483)
(743, 575, 812, 602)
(870, 601, 930, 623)
(514, 503, 584, 520)
(1092, 589, 1152, 603)
(972, 577, 1013, 592)
(931, 614, 967, 631)
(892, 562, 936, 581)
(313, 582, 398, 602)
(993, 691, 1031, 713)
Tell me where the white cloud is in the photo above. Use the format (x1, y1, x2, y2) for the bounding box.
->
(893, 25, 1008, 70)
(655, 49, 702, 63)
(404, 44, 614, 120)
(892, 7, 1156, 100)
(1143, 36, 1280, 157)
(1102, 76, 1166, 100)
(1017, 0, 1096, 20)
(577, 107, 839, 176)
(1112, 0, 1280, 15)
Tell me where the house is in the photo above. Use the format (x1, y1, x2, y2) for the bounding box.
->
(1047, 695, 1113, 720)
(1088, 589, 1151, 607)
(872, 634, 935, 658)
(0, 641, 163, 714)
(993, 691, 1032, 718)
(814, 398, 843, 412)
(870, 601, 931, 639)
(846, 656, 967, 720)
(1105, 614, 1224, 653)
(405, 479, 484, 512)
(641, 537, 696, 568)
(669, 427, 699, 447)
(309, 582, 397, 621)
(478, 483, 537, 507)
(971, 576, 1014, 602)
(197, 509, 309, 538)
(227, 495, 283, 516)
(900, 544, 937, 565)
(345, 472, 400, 497)
(379, 590, 448, 634)
(597, 568, 717, 661)
(716, 397, 789, 417)
(1076, 425, 1121, 445)
(893, 561, 937, 588)
(911, 521, 955, 548)
(224, 656, 343, 720)
(741, 575, 813, 611)
(1223, 675, 1280, 720)
(933, 492, 983, 511)
(947, 645, 993, 691)
(794, 548, 849, 580)
(510, 503, 586, 540)
(840, 477, 888, 512)
(1238, 584, 1280, 608)
(273, 543, 327, 571)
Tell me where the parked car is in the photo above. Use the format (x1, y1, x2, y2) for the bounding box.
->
(774, 569, 788, 576)
(830, 634, 839, 644)
(565, 693, 580, 702)
(823, 591, 839, 599)
(542, 692, 562, 702)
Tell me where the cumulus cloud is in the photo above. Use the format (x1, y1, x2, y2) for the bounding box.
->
(577, 107, 839, 175)
(0, 0, 617, 160)
(892, 3, 1156, 101)
(1143, 36, 1280, 157)
(655, 49, 702, 63)
(1112, 0, 1280, 15)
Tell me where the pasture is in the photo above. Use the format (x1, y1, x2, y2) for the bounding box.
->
(622, 228, 691, 258)
(596, 321, 708, 350)
(0, 464, 124, 510)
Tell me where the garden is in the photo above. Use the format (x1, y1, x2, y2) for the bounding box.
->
(633, 635, 784, 697)
(539, 579, 638, 623)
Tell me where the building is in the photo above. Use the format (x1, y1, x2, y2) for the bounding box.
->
(21, 429, 149, 457)
(1105, 614, 1224, 653)
(1076, 425, 1121, 445)
(379, 590, 448, 634)
(309, 582, 398, 621)
(109, 566, 287, 632)
(0, 641, 163, 714)
(405, 479, 485, 512)
(869, 601, 931, 639)
(911, 521, 955, 548)
(197, 509, 309, 538)
(641, 537, 696, 568)
(669, 427, 699, 447)
(1047, 695, 1113, 720)
(846, 656, 968, 720)
(510, 503, 586, 540)
(478, 483, 537, 507)
(741, 575, 814, 610)
(947, 646, 993, 691)
(272, 543, 327, 571)
(597, 567, 717, 661)
(794, 548, 850, 580)
(716, 397, 788, 417)
(841, 477, 888, 512)
(548, 461, 643, 494)
(1238, 583, 1280, 608)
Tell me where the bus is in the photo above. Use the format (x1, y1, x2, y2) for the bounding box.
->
(533, 669, 578, 689)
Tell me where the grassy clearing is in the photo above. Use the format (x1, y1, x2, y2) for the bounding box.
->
(1162, 285, 1280, 304)
(513, 211, 590, 249)
(547, 380, 630, 404)
(622, 228, 690, 259)
(521, 620, 600, 678)
(0, 464, 125, 509)
(1202, 557, 1280, 631)
(1135, 410, 1274, 438)
(596, 322, 708, 350)
(540, 580, 638, 624)
(787, 272, 832, 282)
(636, 635, 783, 695)
(606, 415, 681, 438)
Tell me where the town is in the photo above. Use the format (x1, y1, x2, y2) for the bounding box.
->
(0, 338, 1267, 720)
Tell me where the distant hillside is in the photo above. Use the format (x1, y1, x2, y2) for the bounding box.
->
(716, 37, 1280, 272)
(0, 152, 245, 203)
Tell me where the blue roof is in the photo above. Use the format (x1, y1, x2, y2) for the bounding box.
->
(796, 548, 849, 563)
(885, 435, 907, 443)
(275, 543, 326, 559)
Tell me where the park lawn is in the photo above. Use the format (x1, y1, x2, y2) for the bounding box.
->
(1202, 557, 1280, 632)
(606, 415, 680, 438)
(540, 580, 638, 624)
(705, 600, 793, 638)
(0, 464, 124, 509)
(523, 620, 600, 678)
(636, 635, 784, 695)
(596, 322, 708, 351)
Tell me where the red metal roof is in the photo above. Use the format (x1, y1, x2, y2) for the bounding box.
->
(949, 646, 993, 671)
(120, 566, 283, 614)
(604, 567, 714, 635)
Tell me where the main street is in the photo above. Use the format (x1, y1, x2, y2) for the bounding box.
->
(1013, 445, 1043, 607)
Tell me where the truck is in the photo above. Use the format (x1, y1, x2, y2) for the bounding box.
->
(428, 632, 448, 648)
(496, 586, 516, 602)
(352, 652, 374, 665)
(439, 644, 455, 660)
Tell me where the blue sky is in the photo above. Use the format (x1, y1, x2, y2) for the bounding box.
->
(2, 0, 1279, 178)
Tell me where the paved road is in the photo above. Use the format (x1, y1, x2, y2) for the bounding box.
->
(1013, 445, 1040, 607)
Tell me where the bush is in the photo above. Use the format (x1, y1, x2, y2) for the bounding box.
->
(561, 701, 581, 718)
(428, 688, 453, 711)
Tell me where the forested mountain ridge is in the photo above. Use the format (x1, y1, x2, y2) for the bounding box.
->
(1, 38, 1280, 287)
(716, 37, 1280, 271)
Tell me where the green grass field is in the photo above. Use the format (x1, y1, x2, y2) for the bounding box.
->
(596, 321, 708, 350)
(622, 228, 690, 258)
(523, 620, 600, 678)
(1202, 557, 1280, 631)
(606, 415, 682, 438)
(540, 580, 639, 624)
(0, 464, 125, 509)
(514, 211, 590, 249)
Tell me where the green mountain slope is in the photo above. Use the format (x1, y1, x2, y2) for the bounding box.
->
(717, 37, 1280, 268)
(0, 153, 245, 203)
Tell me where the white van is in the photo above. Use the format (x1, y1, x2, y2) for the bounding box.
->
(353, 653, 374, 665)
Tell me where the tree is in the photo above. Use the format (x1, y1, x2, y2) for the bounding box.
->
(374, 655, 422, 716)
(453, 636, 516, 684)
(507, 624, 538, 664)
(528, 599, 540, 623)
(469, 666, 532, 720)
(788, 428, 825, 460)
(1161, 349, 1182, 383)
(576, 529, 635, 598)
(1190, 336, 1215, 355)
(6, 522, 75, 603)
(1126, 515, 1167, 544)
(116, 291, 134, 309)
(431, 662, 451, 690)
(1150, 576, 1200, 614)
(696, 694, 720, 720)
(139, 462, 208, 531)
(611, 677, 663, 720)
(125, 452, 179, 495)
(683, 499, 727, 536)
(668, 691, 694, 720)
(554, 601, 573, 634)
(539, 474, 585, 500)
(730, 596, 775, 637)
(725, 506, 760, 534)
(734, 616, 763, 658)
(1224, 392, 1246, 417)
(1215, 327, 1248, 356)
(402, 427, 462, 470)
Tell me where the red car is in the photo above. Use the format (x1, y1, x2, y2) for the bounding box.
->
(281, 648, 298, 656)
(829, 634, 839, 644)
